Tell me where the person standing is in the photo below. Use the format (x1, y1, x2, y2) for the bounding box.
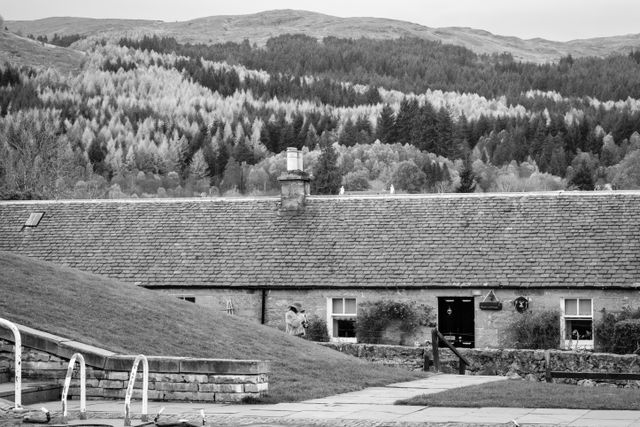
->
(285, 303, 305, 337)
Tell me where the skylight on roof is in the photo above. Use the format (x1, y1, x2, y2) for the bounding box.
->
(24, 212, 44, 227)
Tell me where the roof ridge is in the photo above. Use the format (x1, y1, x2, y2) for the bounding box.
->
(0, 196, 280, 205)
(3, 190, 640, 205)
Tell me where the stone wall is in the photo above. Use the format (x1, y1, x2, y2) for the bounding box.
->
(322, 342, 426, 371)
(0, 325, 268, 403)
(157, 287, 640, 348)
(322, 342, 640, 387)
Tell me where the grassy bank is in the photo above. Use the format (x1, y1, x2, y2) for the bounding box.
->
(0, 251, 427, 403)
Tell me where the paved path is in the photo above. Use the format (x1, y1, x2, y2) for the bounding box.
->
(18, 374, 640, 426)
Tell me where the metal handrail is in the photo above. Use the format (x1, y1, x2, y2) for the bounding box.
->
(124, 354, 149, 426)
(0, 318, 21, 409)
(61, 353, 86, 422)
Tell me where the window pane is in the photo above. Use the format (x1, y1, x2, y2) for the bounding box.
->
(332, 298, 343, 314)
(565, 299, 577, 316)
(565, 319, 593, 340)
(345, 298, 357, 314)
(578, 299, 592, 316)
(335, 318, 356, 338)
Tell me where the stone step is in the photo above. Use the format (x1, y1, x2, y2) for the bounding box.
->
(0, 381, 61, 405)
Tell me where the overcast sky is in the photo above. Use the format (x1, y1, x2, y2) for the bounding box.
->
(2, 0, 639, 41)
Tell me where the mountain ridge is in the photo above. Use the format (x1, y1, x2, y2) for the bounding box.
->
(6, 9, 640, 63)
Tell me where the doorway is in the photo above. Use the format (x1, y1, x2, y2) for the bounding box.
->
(437, 297, 475, 348)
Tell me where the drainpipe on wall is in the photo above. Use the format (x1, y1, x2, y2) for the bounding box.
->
(261, 289, 267, 325)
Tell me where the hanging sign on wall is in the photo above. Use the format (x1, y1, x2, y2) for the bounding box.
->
(479, 290, 502, 310)
(514, 296, 530, 313)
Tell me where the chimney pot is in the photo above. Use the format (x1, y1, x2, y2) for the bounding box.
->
(286, 147, 299, 172)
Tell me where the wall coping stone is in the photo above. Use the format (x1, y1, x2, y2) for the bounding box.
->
(104, 355, 186, 372)
(0, 323, 115, 368)
(0, 321, 270, 374)
(180, 359, 269, 375)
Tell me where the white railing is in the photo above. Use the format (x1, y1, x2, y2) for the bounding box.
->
(61, 353, 86, 422)
(0, 318, 21, 410)
(124, 354, 149, 426)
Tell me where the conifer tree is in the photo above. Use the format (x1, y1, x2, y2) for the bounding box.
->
(221, 155, 243, 193)
(304, 124, 319, 149)
(376, 104, 396, 144)
(394, 99, 419, 144)
(456, 157, 477, 193)
(569, 161, 595, 190)
(312, 133, 341, 195)
(339, 119, 358, 147)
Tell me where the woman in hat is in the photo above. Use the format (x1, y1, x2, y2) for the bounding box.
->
(285, 302, 306, 337)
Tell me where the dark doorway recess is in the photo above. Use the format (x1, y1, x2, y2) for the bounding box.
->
(437, 297, 475, 348)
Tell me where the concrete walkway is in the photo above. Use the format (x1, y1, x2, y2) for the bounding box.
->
(22, 374, 640, 426)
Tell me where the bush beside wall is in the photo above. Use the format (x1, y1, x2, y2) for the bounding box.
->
(595, 307, 640, 353)
(613, 319, 640, 355)
(304, 315, 330, 342)
(505, 309, 561, 349)
(355, 301, 435, 345)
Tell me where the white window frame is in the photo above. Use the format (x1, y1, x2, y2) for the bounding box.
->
(561, 298, 593, 349)
(327, 297, 357, 343)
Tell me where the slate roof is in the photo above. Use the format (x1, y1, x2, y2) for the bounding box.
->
(1, 192, 639, 289)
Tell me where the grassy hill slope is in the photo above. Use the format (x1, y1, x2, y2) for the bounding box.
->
(0, 31, 84, 73)
(0, 251, 425, 402)
(7, 10, 640, 63)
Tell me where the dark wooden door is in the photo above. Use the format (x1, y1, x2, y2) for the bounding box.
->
(437, 297, 475, 348)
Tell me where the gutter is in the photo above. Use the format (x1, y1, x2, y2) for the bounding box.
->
(141, 284, 640, 291)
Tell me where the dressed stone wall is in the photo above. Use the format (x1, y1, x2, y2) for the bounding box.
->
(0, 325, 268, 403)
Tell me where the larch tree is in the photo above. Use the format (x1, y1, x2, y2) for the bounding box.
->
(189, 149, 209, 180)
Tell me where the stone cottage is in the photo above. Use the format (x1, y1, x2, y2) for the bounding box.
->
(1, 149, 639, 349)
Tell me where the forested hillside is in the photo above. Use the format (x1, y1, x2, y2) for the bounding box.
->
(125, 34, 640, 101)
(2, 32, 640, 200)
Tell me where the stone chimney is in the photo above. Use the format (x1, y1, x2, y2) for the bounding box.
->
(278, 147, 310, 214)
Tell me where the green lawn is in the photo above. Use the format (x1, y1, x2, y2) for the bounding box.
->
(0, 251, 427, 403)
(399, 379, 640, 410)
